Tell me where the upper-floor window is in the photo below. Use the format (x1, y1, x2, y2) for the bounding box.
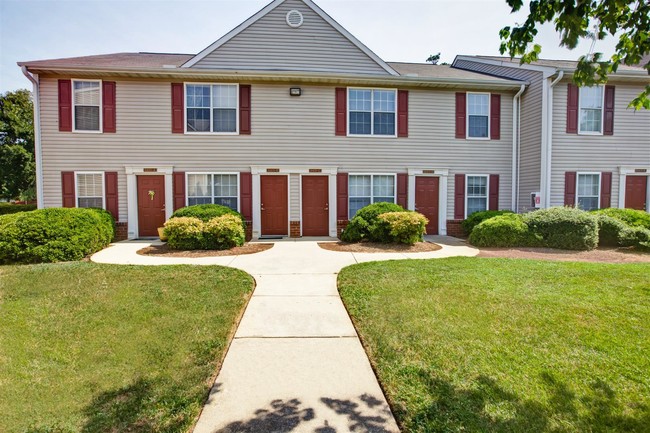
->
(578, 86, 604, 134)
(466, 175, 488, 217)
(186, 84, 238, 133)
(73, 80, 101, 132)
(576, 173, 600, 210)
(467, 93, 489, 138)
(348, 89, 396, 136)
(76, 172, 104, 208)
(186, 173, 238, 211)
(348, 174, 396, 219)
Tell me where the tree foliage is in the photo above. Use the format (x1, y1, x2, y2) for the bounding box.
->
(499, 0, 650, 109)
(0, 89, 35, 200)
(426, 53, 441, 64)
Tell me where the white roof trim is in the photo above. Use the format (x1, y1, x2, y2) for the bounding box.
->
(181, 0, 399, 76)
(453, 55, 558, 78)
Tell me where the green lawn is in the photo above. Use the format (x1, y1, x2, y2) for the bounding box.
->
(0, 262, 254, 433)
(338, 257, 650, 433)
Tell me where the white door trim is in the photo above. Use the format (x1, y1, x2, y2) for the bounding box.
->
(618, 167, 650, 211)
(407, 168, 449, 236)
(125, 165, 173, 239)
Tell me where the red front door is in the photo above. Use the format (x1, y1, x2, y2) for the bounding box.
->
(261, 175, 288, 236)
(625, 176, 648, 210)
(302, 176, 329, 236)
(415, 176, 439, 235)
(137, 175, 166, 237)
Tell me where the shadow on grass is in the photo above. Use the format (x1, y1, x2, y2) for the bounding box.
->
(406, 370, 650, 432)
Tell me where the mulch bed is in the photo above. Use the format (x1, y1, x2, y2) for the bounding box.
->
(478, 246, 650, 263)
(318, 241, 442, 253)
(137, 243, 273, 258)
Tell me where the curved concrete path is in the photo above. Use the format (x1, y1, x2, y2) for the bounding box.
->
(92, 237, 478, 433)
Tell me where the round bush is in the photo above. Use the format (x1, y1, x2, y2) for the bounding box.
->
(469, 214, 538, 247)
(619, 226, 650, 249)
(164, 217, 204, 250)
(592, 208, 650, 230)
(0, 207, 115, 264)
(596, 214, 627, 247)
(377, 211, 428, 245)
(172, 204, 245, 231)
(204, 214, 245, 250)
(462, 210, 514, 235)
(341, 202, 405, 243)
(523, 207, 598, 251)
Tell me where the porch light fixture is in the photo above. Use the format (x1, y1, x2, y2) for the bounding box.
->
(290, 87, 302, 96)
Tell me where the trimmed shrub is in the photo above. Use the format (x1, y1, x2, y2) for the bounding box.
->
(341, 202, 406, 243)
(377, 212, 428, 245)
(172, 204, 245, 231)
(462, 210, 515, 234)
(596, 214, 627, 247)
(164, 217, 204, 250)
(204, 214, 245, 250)
(619, 226, 650, 249)
(0, 207, 115, 264)
(0, 203, 37, 215)
(523, 207, 598, 250)
(469, 214, 539, 247)
(592, 208, 650, 230)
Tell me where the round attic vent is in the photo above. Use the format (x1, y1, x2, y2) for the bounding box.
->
(286, 10, 304, 28)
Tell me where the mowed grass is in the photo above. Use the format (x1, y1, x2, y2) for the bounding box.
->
(338, 257, 650, 433)
(0, 262, 254, 433)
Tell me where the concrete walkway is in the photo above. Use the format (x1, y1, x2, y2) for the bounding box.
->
(92, 237, 478, 433)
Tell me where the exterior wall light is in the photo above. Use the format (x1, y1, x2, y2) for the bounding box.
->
(290, 87, 302, 96)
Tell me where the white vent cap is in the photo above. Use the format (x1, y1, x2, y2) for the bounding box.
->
(286, 10, 304, 28)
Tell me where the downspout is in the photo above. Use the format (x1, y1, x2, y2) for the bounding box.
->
(21, 66, 43, 208)
(512, 84, 526, 212)
(545, 71, 564, 208)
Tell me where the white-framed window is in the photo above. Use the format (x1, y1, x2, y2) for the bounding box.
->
(76, 172, 105, 209)
(466, 175, 488, 217)
(576, 173, 600, 210)
(186, 173, 239, 211)
(348, 174, 396, 219)
(467, 93, 490, 138)
(578, 86, 604, 134)
(185, 84, 238, 133)
(348, 88, 396, 136)
(72, 80, 101, 132)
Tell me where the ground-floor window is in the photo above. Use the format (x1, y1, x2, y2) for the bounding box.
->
(76, 172, 104, 209)
(466, 175, 488, 217)
(577, 173, 600, 210)
(348, 174, 396, 219)
(186, 173, 238, 210)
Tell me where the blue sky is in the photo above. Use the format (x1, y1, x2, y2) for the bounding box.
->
(0, 0, 617, 93)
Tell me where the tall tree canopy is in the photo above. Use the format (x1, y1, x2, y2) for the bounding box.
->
(0, 89, 35, 200)
(499, 0, 650, 109)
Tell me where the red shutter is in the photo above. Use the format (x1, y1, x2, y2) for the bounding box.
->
(566, 84, 579, 134)
(240, 172, 252, 221)
(105, 172, 118, 219)
(61, 171, 75, 207)
(454, 174, 465, 219)
(337, 173, 348, 219)
(102, 81, 116, 133)
(397, 90, 409, 137)
(239, 84, 251, 135)
(600, 172, 612, 208)
(58, 80, 72, 132)
(335, 88, 347, 136)
(564, 172, 577, 206)
(489, 174, 499, 210)
(603, 85, 615, 136)
(455, 93, 466, 139)
(397, 173, 408, 208)
(173, 172, 186, 210)
(490, 94, 501, 140)
(171, 83, 184, 133)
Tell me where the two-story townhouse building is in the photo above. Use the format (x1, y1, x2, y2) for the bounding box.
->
(18, 0, 527, 240)
(453, 56, 650, 214)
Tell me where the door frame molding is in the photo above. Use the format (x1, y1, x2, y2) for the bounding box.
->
(125, 165, 173, 239)
(618, 166, 650, 212)
(407, 168, 448, 236)
(251, 166, 337, 239)
(299, 174, 331, 237)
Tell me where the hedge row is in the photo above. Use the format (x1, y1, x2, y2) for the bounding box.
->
(0, 208, 115, 264)
(164, 214, 245, 250)
(0, 203, 37, 215)
(341, 202, 428, 245)
(171, 204, 246, 231)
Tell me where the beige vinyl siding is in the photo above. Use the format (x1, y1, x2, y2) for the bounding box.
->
(39, 77, 514, 222)
(453, 60, 543, 212)
(191, 0, 389, 75)
(290, 174, 300, 220)
(550, 80, 650, 208)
